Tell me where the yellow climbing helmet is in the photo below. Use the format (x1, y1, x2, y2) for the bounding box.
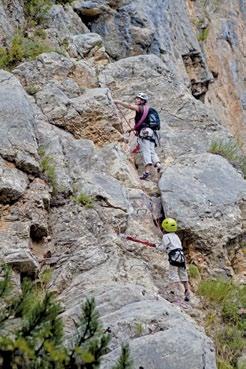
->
(162, 218, 177, 232)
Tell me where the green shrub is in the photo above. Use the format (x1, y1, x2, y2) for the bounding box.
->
(0, 47, 11, 69)
(209, 138, 246, 179)
(38, 146, 57, 194)
(238, 156, 246, 179)
(56, 0, 73, 3)
(33, 28, 47, 40)
(134, 322, 144, 337)
(209, 139, 240, 162)
(25, 84, 40, 95)
(217, 359, 234, 369)
(198, 279, 234, 304)
(198, 279, 246, 369)
(215, 326, 245, 366)
(72, 193, 95, 208)
(188, 264, 200, 279)
(197, 27, 209, 41)
(0, 33, 51, 70)
(24, 0, 52, 26)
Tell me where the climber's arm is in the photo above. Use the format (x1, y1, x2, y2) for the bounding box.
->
(114, 100, 139, 112)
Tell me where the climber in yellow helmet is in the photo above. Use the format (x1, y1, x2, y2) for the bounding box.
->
(156, 217, 191, 302)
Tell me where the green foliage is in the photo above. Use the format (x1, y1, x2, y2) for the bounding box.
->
(198, 279, 234, 304)
(198, 279, 246, 368)
(34, 28, 47, 39)
(112, 344, 133, 369)
(217, 359, 234, 369)
(134, 322, 144, 337)
(0, 264, 12, 298)
(23, 0, 74, 27)
(209, 138, 246, 179)
(0, 32, 51, 70)
(56, 0, 74, 3)
(0, 265, 133, 369)
(197, 27, 209, 41)
(188, 264, 200, 279)
(38, 146, 58, 194)
(25, 84, 40, 95)
(24, 0, 52, 26)
(209, 139, 240, 162)
(72, 193, 95, 208)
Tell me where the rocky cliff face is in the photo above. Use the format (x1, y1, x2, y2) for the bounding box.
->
(0, 0, 245, 368)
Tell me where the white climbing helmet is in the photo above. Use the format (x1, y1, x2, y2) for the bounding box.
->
(136, 92, 149, 101)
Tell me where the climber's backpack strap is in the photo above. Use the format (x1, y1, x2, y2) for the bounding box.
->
(168, 248, 186, 267)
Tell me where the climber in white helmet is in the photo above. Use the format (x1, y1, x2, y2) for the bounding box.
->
(114, 93, 161, 180)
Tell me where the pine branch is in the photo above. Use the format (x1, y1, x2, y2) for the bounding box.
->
(111, 345, 133, 369)
(0, 264, 11, 298)
(69, 298, 100, 361)
(20, 291, 58, 337)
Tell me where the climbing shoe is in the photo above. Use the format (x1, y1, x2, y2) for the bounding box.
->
(184, 290, 190, 302)
(155, 162, 161, 173)
(140, 172, 150, 180)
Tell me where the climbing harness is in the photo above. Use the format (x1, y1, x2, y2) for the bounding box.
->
(168, 248, 186, 267)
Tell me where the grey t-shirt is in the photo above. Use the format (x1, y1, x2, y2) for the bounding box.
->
(157, 233, 182, 253)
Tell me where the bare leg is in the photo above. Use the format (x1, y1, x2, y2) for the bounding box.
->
(145, 163, 152, 173)
(182, 281, 191, 301)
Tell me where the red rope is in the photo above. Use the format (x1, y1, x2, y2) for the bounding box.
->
(126, 236, 156, 248)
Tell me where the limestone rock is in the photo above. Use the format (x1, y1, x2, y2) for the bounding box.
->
(188, 0, 246, 149)
(99, 294, 216, 369)
(40, 87, 122, 144)
(159, 153, 246, 260)
(73, 0, 111, 17)
(46, 4, 88, 42)
(99, 54, 228, 160)
(68, 33, 103, 57)
(79, 0, 201, 68)
(0, 71, 39, 174)
(0, 157, 29, 203)
(36, 119, 74, 195)
(96, 143, 140, 188)
(18, 179, 51, 241)
(77, 172, 129, 211)
(14, 52, 98, 90)
(70, 87, 122, 140)
(0, 219, 39, 274)
(0, 0, 24, 45)
(60, 283, 216, 369)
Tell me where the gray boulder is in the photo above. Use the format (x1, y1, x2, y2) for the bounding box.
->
(159, 153, 246, 260)
(0, 157, 29, 203)
(46, 4, 88, 44)
(0, 219, 39, 274)
(100, 298, 216, 369)
(35, 85, 122, 145)
(0, 0, 24, 45)
(14, 52, 98, 90)
(60, 283, 216, 369)
(68, 33, 103, 57)
(0, 71, 39, 174)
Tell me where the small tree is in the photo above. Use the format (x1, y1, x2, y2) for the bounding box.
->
(0, 265, 133, 369)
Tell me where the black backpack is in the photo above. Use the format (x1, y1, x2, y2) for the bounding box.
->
(168, 248, 186, 267)
(146, 108, 160, 131)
